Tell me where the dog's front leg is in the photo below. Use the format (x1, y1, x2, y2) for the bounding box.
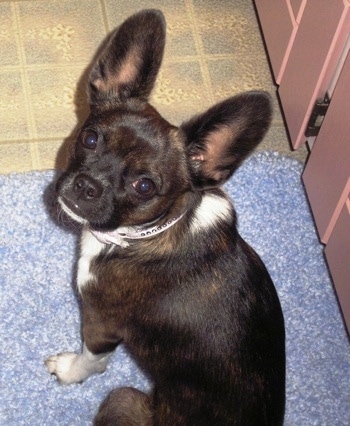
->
(45, 343, 113, 385)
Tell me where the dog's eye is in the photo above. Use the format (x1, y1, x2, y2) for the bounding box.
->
(131, 178, 156, 199)
(81, 130, 98, 149)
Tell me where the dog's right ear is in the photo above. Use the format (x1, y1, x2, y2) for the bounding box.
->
(88, 9, 165, 106)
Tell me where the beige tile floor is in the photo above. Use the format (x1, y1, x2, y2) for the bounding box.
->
(0, 0, 308, 174)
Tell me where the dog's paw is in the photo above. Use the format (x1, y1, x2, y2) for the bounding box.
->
(45, 352, 84, 385)
(45, 346, 112, 385)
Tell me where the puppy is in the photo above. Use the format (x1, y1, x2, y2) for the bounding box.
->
(45, 9, 285, 425)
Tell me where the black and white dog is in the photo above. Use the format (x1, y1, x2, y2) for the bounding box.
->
(45, 9, 285, 425)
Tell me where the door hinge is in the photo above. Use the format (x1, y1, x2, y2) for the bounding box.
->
(305, 95, 330, 137)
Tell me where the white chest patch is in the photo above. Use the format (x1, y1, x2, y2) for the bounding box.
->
(190, 193, 232, 233)
(77, 226, 105, 292)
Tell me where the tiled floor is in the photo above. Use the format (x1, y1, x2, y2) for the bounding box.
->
(0, 0, 308, 174)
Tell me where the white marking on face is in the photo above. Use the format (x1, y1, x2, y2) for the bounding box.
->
(77, 226, 105, 292)
(191, 193, 232, 233)
(58, 196, 87, 225)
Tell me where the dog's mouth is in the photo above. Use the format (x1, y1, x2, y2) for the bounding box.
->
(58, 196, 87, 225)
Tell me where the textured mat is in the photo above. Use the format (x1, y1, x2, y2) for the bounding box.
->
(0, 0, 307, 174)
(1, 151, 349, 425)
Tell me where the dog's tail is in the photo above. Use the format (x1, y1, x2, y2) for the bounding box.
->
(94, 387, 153, 426)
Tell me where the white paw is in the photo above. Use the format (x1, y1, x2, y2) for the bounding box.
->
(45, 352, 84, 385)
(45, 345, 113, 385)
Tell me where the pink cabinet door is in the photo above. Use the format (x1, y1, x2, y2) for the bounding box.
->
(290, 0, 305, 22)
(303, 49, 350, 244)
(254, 0, 297, 83)
(325, 198, 350, 329)
(278, 0, 350, 148)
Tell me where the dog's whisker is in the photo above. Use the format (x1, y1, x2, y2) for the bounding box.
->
(56, 205, 80, 231)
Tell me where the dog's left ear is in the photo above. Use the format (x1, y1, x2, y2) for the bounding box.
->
(88, 9, 165, 105)
(181, 91, 272, 189)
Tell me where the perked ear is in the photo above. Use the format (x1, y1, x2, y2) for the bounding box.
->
(88, 9, 166, 105)
(181, 91, 272, 189)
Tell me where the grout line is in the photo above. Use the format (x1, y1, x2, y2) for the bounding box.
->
(185, 0, 215, 104)
(99, 0, 111, 33)
(12, 2, 40, 169)
(0, 63, 98, 72)
(0, 55, 246, 74)
(0, 137, 66, 147)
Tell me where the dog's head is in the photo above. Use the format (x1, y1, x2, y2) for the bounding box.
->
(57, 9, 272, 236)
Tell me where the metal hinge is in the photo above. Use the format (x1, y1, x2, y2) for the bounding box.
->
(305, 95, 330, 137)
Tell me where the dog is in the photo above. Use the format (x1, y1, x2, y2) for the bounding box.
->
(45, 9, 285, 425)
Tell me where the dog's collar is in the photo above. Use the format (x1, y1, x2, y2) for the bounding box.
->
(89, 213, 185, 247)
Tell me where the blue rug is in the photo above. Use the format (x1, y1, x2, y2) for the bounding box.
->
(1, 151, 349, 425)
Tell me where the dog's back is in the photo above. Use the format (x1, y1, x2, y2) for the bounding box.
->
(88, 189, 285, 425)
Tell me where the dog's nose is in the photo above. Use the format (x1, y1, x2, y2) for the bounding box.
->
(73, 174, 103, 201)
